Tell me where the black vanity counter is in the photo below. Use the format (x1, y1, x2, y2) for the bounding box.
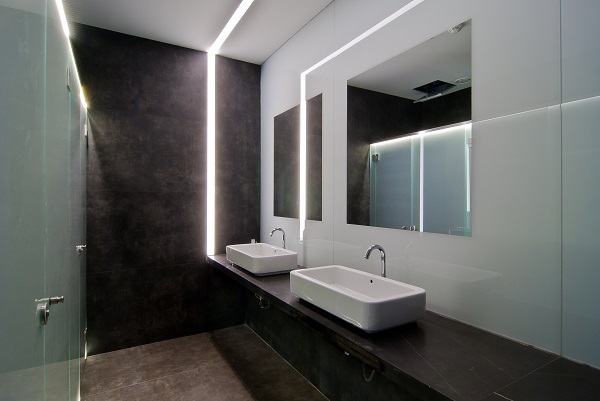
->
(207, 255, 600, 401)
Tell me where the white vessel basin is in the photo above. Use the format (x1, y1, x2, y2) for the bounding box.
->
(290, 265, 426, 332)
(226, 243, 298, 275)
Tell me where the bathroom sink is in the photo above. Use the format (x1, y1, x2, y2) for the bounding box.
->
(226, 243, 298, 275)
(290, 265, 426, 332)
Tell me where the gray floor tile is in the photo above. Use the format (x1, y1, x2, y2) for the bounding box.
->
(83, 363, 254, 401)
(82, 334, 225, 397)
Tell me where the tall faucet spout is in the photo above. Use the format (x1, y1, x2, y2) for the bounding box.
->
(270, 227, 286, 249)
(365, 244, 386, 277)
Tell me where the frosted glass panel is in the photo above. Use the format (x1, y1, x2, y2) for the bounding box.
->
(422, 124, 471, 236)
(562, 96, 600, 368)
(369, 136, 420, 229)
(368, 123, 471, 236)
(560, 0, 600, 102)
(0, 3, 46, 399)
(0, 1, 85, 399)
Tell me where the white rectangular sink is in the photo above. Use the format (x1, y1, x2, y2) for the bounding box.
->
(290, 265, 426, 332)
(226, 243, 298, 275)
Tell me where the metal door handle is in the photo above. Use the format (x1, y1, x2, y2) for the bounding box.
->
(35, 296, 65, 326)
(49, 296, 64, 305)
(76, 245, 86, 255)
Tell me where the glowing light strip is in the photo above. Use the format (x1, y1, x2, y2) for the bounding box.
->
(419, 133, 424, 232)
(54, 0, 69, 37)
(207, 52, 216, 255)
(466, 127, 471, 213)
(371, 122, 471, 146)
(299, 0, 425, 238)
(207, 0, 255, 255)
(303, 0, 425, 77)
(209, 0, 255, 53)
(371, 132, 417, 147)
(299, 75, 307, 238)
(54, 0, 88, 108)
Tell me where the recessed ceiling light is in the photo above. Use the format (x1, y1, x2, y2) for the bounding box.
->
(455, 77, 471, 84)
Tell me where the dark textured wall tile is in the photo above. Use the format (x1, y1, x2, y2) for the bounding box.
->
(87, 264, 210, 355)
(306, 94, 323, 221)
(86, 191, 205, 273)
(73, 24, 260, 354)
(87, 110, 206, 193)
(418, 88, 471, 131)
(71, 24, 206, 121)
(215, 55, 261, 254)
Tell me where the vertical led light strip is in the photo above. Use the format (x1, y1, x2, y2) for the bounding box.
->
(419, 133, 424, 232)
(466, 125, 471, 214)
(298, 0, 425, 239)
(206, 0, 255, 255)
(54, 0, 88, 109)
(299, 73, 308, 239)
(206, 52, 216, 255)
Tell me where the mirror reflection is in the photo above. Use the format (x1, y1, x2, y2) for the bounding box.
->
(347, 20, 472, 236)
(274, 94, 323, 220)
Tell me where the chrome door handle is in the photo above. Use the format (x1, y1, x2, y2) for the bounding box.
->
(75, 245, 86, 255)
(35, 296, 65, 326)
(49, 296, 64, 305)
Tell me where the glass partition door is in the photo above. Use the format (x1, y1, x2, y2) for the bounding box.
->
(0, 1, 85, 399)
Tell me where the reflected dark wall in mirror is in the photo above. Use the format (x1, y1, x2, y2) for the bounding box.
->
(347, 86, 471, 226)
(274, 94, 322, 220)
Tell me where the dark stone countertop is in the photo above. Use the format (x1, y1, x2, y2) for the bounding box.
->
(207, 255, 600, 401)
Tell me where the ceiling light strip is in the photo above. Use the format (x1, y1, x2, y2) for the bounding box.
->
(210, 0, 255, 53)
(207, 0, 255, 255)
(299, 0, 426, 239)
(303, 0, 425, 77)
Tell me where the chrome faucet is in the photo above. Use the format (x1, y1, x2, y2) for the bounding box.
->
(270, 227, 286, 249)
(365, 244, 386, 277)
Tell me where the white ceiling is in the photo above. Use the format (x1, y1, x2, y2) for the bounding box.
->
(348, 20, 472, 100)
(63, 0, 332, 65)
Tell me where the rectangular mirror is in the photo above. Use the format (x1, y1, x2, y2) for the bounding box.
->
(274, 94, 322, 220)
(347, 20, 472, 236)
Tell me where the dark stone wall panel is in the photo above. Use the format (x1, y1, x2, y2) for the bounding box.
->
(87, 263, 209, 355)
(215, 55, 261, 254)
(86, 190, 205, 274)
(87, 110, 206, 193)
(72, 24, 261, 354)
(306, 94, 323, 221)
(71, 24, 206, 121)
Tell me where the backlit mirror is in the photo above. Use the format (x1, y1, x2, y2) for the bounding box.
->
(347, 20, 472, 236)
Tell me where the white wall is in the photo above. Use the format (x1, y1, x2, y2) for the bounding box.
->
(261, 0, 600, 368)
